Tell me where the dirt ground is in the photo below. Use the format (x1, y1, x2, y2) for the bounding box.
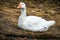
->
(0, 0, 60, 40)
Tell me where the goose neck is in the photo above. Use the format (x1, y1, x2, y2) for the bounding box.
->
(20, 8, 26, 17)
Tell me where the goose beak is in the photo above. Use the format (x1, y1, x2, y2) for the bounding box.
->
(17, 4, 22, 8)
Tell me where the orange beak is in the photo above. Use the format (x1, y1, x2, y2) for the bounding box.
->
(17, 4, 22, 8)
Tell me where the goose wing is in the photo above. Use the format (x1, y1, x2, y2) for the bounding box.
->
(25, 16, 47, 27)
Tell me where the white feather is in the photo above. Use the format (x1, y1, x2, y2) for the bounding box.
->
(18, 2, 56, 32)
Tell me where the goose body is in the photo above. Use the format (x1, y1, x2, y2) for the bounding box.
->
(17, 2, 55, 32)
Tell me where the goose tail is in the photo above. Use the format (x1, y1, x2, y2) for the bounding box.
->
(46, 20, 56, 27)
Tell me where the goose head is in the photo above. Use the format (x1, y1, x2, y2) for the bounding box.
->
(17, 2, 26, 9)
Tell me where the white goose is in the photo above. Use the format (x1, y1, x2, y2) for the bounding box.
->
(17, 2, 55, 32)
